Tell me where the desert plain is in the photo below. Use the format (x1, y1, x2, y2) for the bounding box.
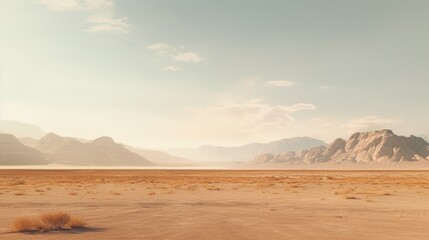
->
(0, 170, 428, 240)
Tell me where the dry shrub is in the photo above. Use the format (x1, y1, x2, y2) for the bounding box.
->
(67, 216, 86, 228)
(12, 217, 42, 232)
(40, 211, 71, 230)
(11, 211, 87, 233)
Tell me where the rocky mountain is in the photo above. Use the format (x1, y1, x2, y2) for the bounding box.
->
(253, 130, 429, 164)
(35, 133, 152, 166)
(168, 137, 326, 162)
(0, 133, 46, 165)
(0, 120, 45, 139)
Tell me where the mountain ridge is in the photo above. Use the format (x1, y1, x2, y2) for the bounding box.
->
(253, 129, 429, 164)
(168, 137, 327, 162)
(34, 133, 152, 166)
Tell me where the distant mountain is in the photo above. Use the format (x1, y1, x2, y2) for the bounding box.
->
(35, 133, 152, 166)
(168, 137, 327, 162)
(253, 130, 429, 164)
(0, 120, 45, 139)
(18, 137, 39, 147)
(127, 147, 194, 166)
(0, 133, 46, 165)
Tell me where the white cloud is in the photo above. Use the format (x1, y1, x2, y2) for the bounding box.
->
(162, 66, 181, 71)
(320, 85, 331, 90)
(86, 15, 129, 33)
(266, 80, 296, 87)
(147, 43, 171, 55)
(182, 99, 316, 141)
(38, 0, 129, 33)
(172, 52, 202, 63)
(286, 103, 316, 112)
(147, 43, 170, 51)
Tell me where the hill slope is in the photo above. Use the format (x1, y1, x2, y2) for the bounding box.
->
(127, 147, 194, 166)
(0, 134, 46, 165)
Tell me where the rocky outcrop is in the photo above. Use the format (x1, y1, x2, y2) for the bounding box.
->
(0, 134, 46, 165)
(253, 130, 429, 164)
(35, 133, 152, 166)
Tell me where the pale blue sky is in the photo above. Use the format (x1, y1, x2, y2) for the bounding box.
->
(1, 0, 428, 148)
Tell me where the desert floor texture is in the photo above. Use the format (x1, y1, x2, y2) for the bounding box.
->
(0, 170, 428, 240)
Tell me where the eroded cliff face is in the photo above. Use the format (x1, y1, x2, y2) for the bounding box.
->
(253, 130, 429, 164)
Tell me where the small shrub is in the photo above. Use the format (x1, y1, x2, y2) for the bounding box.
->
(67, 216, 86, 228)
(40, 211, 71, 230)
(12, 217, 42, 232)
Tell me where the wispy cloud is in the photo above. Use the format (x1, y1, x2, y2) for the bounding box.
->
(172, 52, 202, 63)
(147, 44, 202, 71)
(86, 15, 129, 33)
(162, 66, 181, 71)
(341, 116, 401, 134)
(147, 43, 170, 55)
(182, 99, 316, 140)
(38, 0, 129, 33)
(266, 80, 296, 87)
(320, 85, 331, 90)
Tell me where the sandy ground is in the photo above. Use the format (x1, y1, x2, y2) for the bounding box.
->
(0, 170, 428, 240)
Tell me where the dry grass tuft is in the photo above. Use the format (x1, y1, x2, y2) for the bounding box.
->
(67, 216, 86, 228)
(11, 211, 86, 233)
(40, 211, 71, 230)
(12, 217, 43, 232)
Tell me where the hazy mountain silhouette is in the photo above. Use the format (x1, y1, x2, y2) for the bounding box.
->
(34, 133, 152, 166)
(127, 147, 194, 166)
(0, 120, 45, 139)
(168, 137, 327, 162)
(0, 133, 46, 165)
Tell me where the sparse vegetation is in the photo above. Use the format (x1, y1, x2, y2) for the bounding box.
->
(11, 211, 86, 233)
(12, 217, 42, 232)
(67, 216, 86, 228)
(40, 211, 71, 230)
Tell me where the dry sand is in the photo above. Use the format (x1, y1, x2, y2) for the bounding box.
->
(0, 170, 428, 239)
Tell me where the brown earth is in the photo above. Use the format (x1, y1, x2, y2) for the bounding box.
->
(0, 170, 428, 240)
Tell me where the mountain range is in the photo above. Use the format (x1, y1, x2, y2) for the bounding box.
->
(33, 133, 152, 166)
(168, 137, 326, 162)
(253, 130, 429, 164)
(1, 122, 428, 167)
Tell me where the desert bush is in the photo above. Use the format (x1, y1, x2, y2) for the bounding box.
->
(12, 217, 42, 232)
(67, 216, 86, 228)
(40, 211, 71, 230)
(11, 211, 86, 233)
